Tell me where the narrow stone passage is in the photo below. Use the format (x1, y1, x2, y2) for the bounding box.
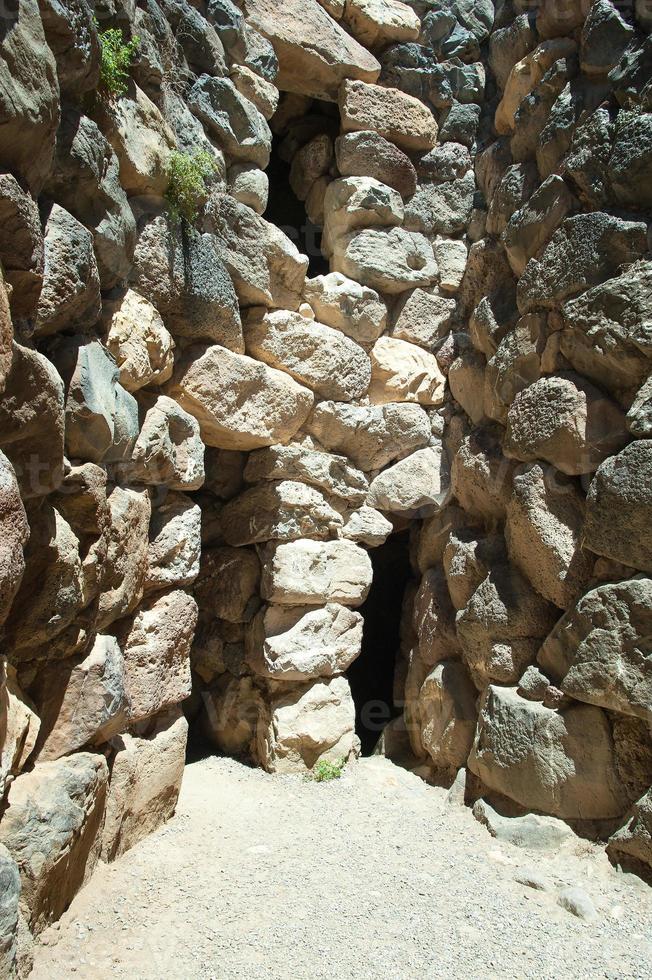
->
(31, 757, 652, 980)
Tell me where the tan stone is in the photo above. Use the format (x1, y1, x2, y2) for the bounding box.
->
(96, 84, 176, 195)
(0, 452, 29, 628)
(121, 589, 197, 724)
(343, 0, 420, 48)
(97, 486, 151, 631)
(390, 288, 456, 349)
(201, 676, 264, 758)
(369, 336, 446, 406)
(261, 539, 373, 606)
(469, 686, 632, 820)
(104, 289, 175, 391)
(247, 603, 363, 681)
(306, 400, 431, 471)
(0, 664, 39, 800)
(339, 80, 438, 152)
(145, 493, 202, 594)
(495, 40, 577, 135)
(322, 176, 404, 256)
(342, 506, 393, 546)
(303, 272, 387, 347)
(289, 133, 333, 202)
(241, 0, 380, 101)
(257, 676, 359, 772)
(126, 395, 205, 491)
(230, 64, 279, 120)
(0, 754, 108, 936)
(220, 480, 344, 546)
(101, 707, 188, 862)
(367, 445, 451, 516)
(244, 443, 369, 505)
(419, 660, 477, 772)
(167, 344, 314, 451)
(244, 308, 371, 401)
(505, 463, 593, 609)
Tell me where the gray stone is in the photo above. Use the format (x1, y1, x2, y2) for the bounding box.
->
(35, 205, 101, 337)
(473, 799, 575, 849)
(335, 131, 417, 198)
(303, 272, 387, 347)
(608, 789, 652, 877)
(219, 480, 343, 546)
(39, 0, 100, 95)
(584, 440, 652, 572)
(44, 109, 136, 289)
(0, 754, 108, 935)
(518, 213, 648, 314)
(260, 539, 372, 607)
(0, 844, 20, 979)
(145, 492, 202, 593)
(0, 174, 43, 319)
(367, 445, 451, 517)
(504, 373, 628, 477)
(0, 0, 60, 194)
(560, 260, 652, 394)
(127, 395, 205, 491)
(609, 110, 652, 212)
(391, 288, 455, 349)
(404, 171, 475, 236)
(557, 887, 598, 921)
(581, 0, 634, 77)
(188, 75, 271, 168)
(502, 175, 575, 277)
(244, 443, 368, 505)
(332, 227, 438, 294)
(539, 577, 652, 723)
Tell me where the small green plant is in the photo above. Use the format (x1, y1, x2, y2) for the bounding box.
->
(98, 25, 140, 99)
(311, 758, 346, 782)
(165, 150, 218, 224)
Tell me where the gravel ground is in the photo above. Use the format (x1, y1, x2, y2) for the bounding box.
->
(32, 756, 652, 980)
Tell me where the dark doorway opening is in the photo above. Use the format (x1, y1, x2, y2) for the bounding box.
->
(347, 531, 413, 755)
(264, 135, 330, 278)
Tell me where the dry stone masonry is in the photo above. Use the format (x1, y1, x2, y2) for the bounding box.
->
(0, 0, 652, 970)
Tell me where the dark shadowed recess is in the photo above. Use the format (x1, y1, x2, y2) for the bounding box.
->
(348, 531, 412, 755)
(264, 135, 330, 278)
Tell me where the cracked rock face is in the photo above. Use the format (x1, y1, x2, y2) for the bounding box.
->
(2, 0, 652, 954)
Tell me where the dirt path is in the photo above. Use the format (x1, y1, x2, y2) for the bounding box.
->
(32, 756, 652, 980)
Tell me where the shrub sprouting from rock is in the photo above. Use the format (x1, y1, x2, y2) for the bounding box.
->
(98, 26, 140, 99)
(165, 150, 218, 224)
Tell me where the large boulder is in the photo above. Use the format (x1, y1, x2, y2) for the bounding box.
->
(517, 213, 648, 314)
(504, 373, 628, 476)
(244, 309, 371, 401)
(539, 577, 652, 723)
(188, 75, 271, 168)
(0, 753, 108, 935)
(322, 176, 404, 256)
(332, 227, 438, 294)
(608, 789, 652, 878)
(403, 171, 476, 236)
(120, 589, 197, 724)
(34, 204, 101, 337)
(418, 660, 477, 773)
(101, 707, 188, 862)
(145, 493, 202, 594)
(96, 487, 151, 631)
(167, 344, 313, 450)
(0, 664, 40, 800)
(468, 686, 633, 820)
(306, 400, 431, 470)
(390, 288, 455, 349)
(0, 344, 65, 499)
(3, 500, 84, 663)
(0, 845, 20, 979)
(367, 445, 451, 517)
(257, 675, 359, 773)
(220, 480, 343, 545)
(247, 603, 362, 681)
(369, 336, 446, 406)
(129, 212, 243, 351)
(44, 109, 136, 289)
(39, 0, 100, 96)
(244, 443, 368, 505)
(505, 463, 594, 609)
(303, 272, 387, 347)
(260, 539, 372, 606)
(96, 84, 176, 195)
(583, 441, 652, 572)
(0, 0, 60, 194)
(103, 289, 175, 392)
(335, 130, 417, 198)
(240, 0, 380, 101)
(29, 636, 127, 762)
(0, 452, 29, 629)
(0, 174, 43, 320)
(207, 195, 308, 310)
(343, 0, 420, 48)
(456, 563, 557, 689)
(560, 260, 652, 395)
(339, 80, 438, 152)
(451, 425, 516, 521)
(126, 395, 205, 491)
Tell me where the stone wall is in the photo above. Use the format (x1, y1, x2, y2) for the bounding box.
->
(0, 0, 651, 970)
